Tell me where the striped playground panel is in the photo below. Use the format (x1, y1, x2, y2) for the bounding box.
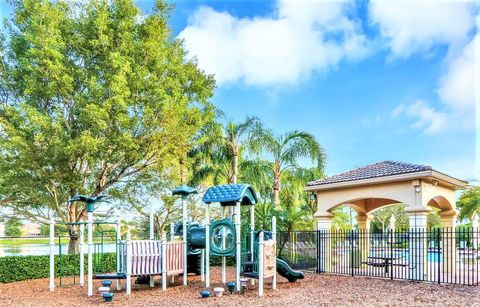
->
(129, 240, 184, 276)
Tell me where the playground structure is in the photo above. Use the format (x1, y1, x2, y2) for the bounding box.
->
(49, 195, 186, 296)
(49, 184, 304, 298)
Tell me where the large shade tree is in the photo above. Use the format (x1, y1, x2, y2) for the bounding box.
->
(0, 0, 215, 250)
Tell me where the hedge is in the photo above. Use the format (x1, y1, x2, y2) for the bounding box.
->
(1, 253, 233, 283)
(0, 253, 116, 283)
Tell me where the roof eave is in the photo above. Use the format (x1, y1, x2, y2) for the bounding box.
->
(305, 170, 468, 192)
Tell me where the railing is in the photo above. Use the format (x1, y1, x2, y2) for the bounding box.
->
(278, 228, 479, 286)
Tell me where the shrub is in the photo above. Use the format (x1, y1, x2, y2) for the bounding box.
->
(0, 253, 233, 283)
(0, 253, 117, 283)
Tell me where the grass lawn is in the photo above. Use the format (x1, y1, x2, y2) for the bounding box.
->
(0, 237, 115, 246)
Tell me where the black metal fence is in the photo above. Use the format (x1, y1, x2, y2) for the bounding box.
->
(278, 228, 479, 286)
(277, 231, 317, 271)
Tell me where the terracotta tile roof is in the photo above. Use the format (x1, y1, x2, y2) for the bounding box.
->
(307, 161, 432, 186)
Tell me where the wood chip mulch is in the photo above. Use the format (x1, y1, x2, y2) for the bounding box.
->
(1, 267, 479, 306)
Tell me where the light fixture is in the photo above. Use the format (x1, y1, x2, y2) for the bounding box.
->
(309, 193, 317, 202)
(415, 186, 421, 193)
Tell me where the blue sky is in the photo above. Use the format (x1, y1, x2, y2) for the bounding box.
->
(1, 0, 478, 182)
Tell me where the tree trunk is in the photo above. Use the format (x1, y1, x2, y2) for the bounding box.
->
(232, 147, 238, 184)
(67, 225, 80, 254)
(66, 202, 84, 254)
(273, 176, 280, 208)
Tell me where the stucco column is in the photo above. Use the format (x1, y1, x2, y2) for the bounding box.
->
(357, 214, 372, 268)
(406, 210, 429, 281)
(440, 210, 457, 280)
(316, 213, 334, 273)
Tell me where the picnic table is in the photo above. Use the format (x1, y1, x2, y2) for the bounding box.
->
(363, 255, 406, 274)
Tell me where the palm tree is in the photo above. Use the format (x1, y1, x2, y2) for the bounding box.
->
(250, 129, 325, 208)
(254, 201, 275, 231)
(223, 116, 262, 184)
(276, 206, 311, 256)
(188, 115, 262, 186)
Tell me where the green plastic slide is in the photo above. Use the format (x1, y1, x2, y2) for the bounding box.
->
(276, 258, 305, 282)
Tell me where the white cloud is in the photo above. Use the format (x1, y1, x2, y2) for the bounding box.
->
(376, 1, 478, 134)
(178, 0, 369, 86)
(437, 35, 477, 111)
(369, 0, 476, 58)
(392, 100, 448, 134)
(393, 34, 478, 134)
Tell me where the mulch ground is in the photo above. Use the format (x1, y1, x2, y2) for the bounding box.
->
(1, 267, 479, 306)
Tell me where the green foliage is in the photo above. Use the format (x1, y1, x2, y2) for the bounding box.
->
(5, 218, 22, 237)
(331, 206, 354, 230)
(210, 255, 235, 266)
(248, 128, 325, 208)
(39, 224, 68, 236)
(188, 115, 262, 186)
(371, 204, 409, 231)
(276, 206, 312, 232)
(0, 253, 116, 283)
(254, 202, 275, 231)
(427, 211, 442, 228)
(457, 187, 480, 221)
(0, 0, 215, 231)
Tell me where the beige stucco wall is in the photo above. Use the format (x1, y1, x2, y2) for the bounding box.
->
(313, 179, 456, 218)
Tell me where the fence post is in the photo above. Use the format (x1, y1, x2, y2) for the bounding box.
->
(125, 229, 132, 295)
(200, 221, 204, 282)
(79, 223, 85, 287)
(350, 230, 354, 277)
(87, 211, 94, 296)
(272, 216, 277, 290)
(49, 217, 55, 292)
(316, 230, 320, 274)
(182, 195, 188, 287)
(235, 200, 241, 292)
(258, 231, 264, 297)
(205, 203, 210, 288)
(170, 222, 175, 284)
(222, 206, 227, 284)
(162, 233, 167, 291)
(437, 228, 441, 284)
(390, 229, 393, 280)
(116, 219, 121, 291)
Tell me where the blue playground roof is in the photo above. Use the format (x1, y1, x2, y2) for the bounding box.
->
(172, 185, 198, 196)
(202, 184, 258, 206)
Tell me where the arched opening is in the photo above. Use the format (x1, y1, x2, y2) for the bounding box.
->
(325, 197, 406, 215)
(427, 195, 454, 212)
(326, 198, 407, 231)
